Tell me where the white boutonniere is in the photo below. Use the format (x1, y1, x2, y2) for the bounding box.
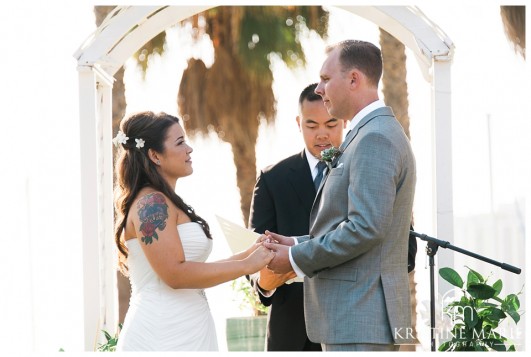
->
(320, 146, 342, 169)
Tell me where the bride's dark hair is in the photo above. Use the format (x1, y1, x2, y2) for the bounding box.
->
(113, 111, 212, 274)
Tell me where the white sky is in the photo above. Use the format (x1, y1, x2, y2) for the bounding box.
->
(0, 0, 528, 353)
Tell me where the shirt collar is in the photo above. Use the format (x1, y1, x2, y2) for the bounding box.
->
(348, 99, 386, 131)
(304, 148, 321, 178)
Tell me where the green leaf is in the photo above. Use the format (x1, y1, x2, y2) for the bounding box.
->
(480, 307, 506, 321)
(474, 343, 488, 351)
(439, 267, 463, 288)
(438, 341, 453, 351)
(483, 318, 500, 330)
(505, 309, 521, 324)
(492, 279, 503, 296)
(477, 301, 497, 308)
(505, 294, 521, 310)
(467, 270, 480, 286)
(463, 307, 479, 328)
(465, 265, 485, 283)
(468, 283, 496, 300)
(103, 330, 112, 341)
(486, 338, 507, 351)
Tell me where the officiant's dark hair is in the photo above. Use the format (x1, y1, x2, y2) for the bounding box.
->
(113, 111, 212, 274)
(298, 82, 320, 107)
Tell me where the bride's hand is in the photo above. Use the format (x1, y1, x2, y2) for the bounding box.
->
(241, 234, 276, 258)
(244, 246, 275, 274)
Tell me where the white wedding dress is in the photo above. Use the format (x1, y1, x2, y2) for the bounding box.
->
(116, 222, 218, 351)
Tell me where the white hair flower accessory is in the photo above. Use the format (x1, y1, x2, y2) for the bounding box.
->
(135, 138, 145, 149)
(112, 131, 129, 147)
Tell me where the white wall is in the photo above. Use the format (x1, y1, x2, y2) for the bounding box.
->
(0, 1, 95, 353)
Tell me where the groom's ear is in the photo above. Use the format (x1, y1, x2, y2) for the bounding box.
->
(349, 70, 362, 89)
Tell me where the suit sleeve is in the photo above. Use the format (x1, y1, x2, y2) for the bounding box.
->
(247, 171, 277, 306)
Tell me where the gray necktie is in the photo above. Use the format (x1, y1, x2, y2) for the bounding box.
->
(314, 161, 327, 191)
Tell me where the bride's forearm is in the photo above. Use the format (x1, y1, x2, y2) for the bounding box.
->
(161, 260, 249, 289)
(217, 242, 260, 262)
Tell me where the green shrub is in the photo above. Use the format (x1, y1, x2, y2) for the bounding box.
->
(97, 324, 122, 352)
(438, 267, 523, 351)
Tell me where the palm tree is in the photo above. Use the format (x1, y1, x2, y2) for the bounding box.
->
(379, 29, 417, 351)
(178, 6, 329, 225)
(500, 6, 525, 59)
(379, 29, 411, 139)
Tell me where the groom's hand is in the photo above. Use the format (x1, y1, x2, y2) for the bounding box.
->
(262, 241, 293, 274)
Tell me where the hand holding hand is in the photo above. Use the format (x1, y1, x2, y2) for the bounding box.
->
(262, 241, 294, 274)
(241, 232, 271, 258)
(262, 231, 295, 247)
(244, 245, 275, 274)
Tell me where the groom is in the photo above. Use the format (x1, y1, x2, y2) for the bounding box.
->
(264, 40, 416, 351)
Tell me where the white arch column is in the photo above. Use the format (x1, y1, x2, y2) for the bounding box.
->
(432, 59, 454, 259)
(77, 64, 116, 350)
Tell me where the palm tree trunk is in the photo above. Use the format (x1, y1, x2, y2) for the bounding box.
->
(500, 6, 525, 59)
(380, 29, 411, 139)
(228, 131, 258, 226)
(379, 28, 417, 350)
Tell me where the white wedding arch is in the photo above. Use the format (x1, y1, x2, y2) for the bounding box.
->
(74, 5, 455, 350)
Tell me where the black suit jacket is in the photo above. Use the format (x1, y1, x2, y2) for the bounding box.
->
(248, 150, 320, 351)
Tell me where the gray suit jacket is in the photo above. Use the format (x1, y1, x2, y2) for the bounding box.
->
(291, 106, 416, 345)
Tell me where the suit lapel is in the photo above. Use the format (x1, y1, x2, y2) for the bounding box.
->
(287, 151, 315, 212)
(340, 106, 395, 153)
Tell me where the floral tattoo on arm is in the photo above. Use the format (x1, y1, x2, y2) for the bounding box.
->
(137, 192, 169, 244)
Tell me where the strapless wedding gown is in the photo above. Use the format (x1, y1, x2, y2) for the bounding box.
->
(116, 222, 218, 351)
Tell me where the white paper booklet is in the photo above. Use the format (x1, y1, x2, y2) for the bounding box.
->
(215, 215, 260, 254)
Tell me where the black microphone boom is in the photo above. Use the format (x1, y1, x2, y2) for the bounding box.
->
(410, 230, 521, 274)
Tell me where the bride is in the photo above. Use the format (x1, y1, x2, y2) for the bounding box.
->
(112, 111, 274, 351)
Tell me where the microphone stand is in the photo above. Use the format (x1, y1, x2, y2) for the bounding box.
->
(409, 230, 521, 352)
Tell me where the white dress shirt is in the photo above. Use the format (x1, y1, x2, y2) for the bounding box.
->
(305, 147, 326, 180)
